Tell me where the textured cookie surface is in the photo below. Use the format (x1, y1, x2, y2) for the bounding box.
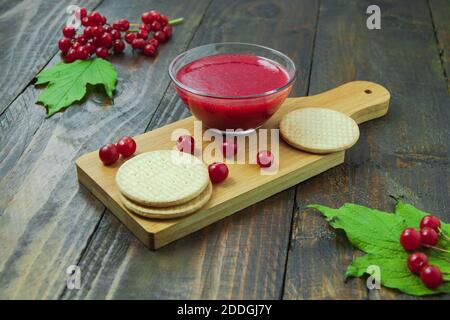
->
(280, 108, 360, 153)
(120, 182, 213, 219)
(116, 150, 209, 207)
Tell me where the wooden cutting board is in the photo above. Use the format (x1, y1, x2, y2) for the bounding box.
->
(76, 81, 390, 249)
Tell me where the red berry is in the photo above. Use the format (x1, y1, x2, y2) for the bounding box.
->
(103, 25, 113, 33)
(75, 35, 87, 44)
(208, 162, 229, 184)
(85, 42, 95, 54)
(420, 265, 443, 289)
(143, 44, 157, 56)
(407, 252, 428, 274)
(101, 32, 113, 47)
(125, 32, 136, 44)
(95, 46, 109, 58)
(257, 150, 274, 168)
(64, 48, 77, 62)
(99, 143, 119, 165)
(116, 136, 137, 158)
(131, 38, 146, 50)
(113, 39, 125, 53)
(92, 26, 103, 38)
(154, 31, 167, 43)
(112, 21, 121, 30)
(83, 26, 93, 38)
(160, 15, 169, 26)
(222, 141, 237, 157)
(76, 46, 90, 60)
(62, 26, 76, 38)
(89, 11, 102, 25)
(420, 227, 439, 246)
(111, 29, 121, 40)
(149, 10, 162, 22)
(71, 41, 82, 49)
(121, 19, 130, 31)
(137, 29, 149, 39)
(147, 38, 159, 48)
(91, 36, 102, 48)
(113, 19, 129, 31)
(141, 11, 154, 24)
(58, 37, 72, 53)
(77, 7, 87, 19)
(81, 17, 91, 27)
(162, 25, 172, 38)
(400, 228, 421, 251)
(100, 15, 107, 25)
(420, 215, 441, 231)
(176, 135, 195, 154)
(150, 21, 162, 31)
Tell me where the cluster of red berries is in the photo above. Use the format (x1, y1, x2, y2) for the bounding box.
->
(400, 215, 448, 289)
(99, 136, 137, 165)
(175, 135, 275, 184)
(58, 7, 177, 62)
(124, 10, 174, 57)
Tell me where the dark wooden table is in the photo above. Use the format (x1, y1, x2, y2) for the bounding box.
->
(0, 0, 449, 300)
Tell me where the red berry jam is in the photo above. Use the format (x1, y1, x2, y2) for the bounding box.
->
(175, 54, 292, 130)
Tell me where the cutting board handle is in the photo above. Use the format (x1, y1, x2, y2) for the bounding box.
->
(287, 81, 391, 124)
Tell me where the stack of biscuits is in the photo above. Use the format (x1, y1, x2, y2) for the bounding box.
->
(116, 150, 212, 219)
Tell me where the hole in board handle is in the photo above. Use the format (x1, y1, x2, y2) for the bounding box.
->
(364, 89, 372, 94)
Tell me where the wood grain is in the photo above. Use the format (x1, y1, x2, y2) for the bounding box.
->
(0, 0, 212, 299)
(1, 0, 447, 300)
(283, 0, 450, 300)
(76, 81, 389, 249)
(429, 0, 450, 91)
(63, 0, 320, 299)
(0, 0, 102, 115)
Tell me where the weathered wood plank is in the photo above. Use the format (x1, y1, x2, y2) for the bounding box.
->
(0, 0, 211, 299)
(283, 0, 449, 300)
(0, 0, 103, 115)
(62, 0, 320, 299)
(429, 0, 450, 90)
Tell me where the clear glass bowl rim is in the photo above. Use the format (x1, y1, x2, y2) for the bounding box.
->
(168, 42, 297, 100)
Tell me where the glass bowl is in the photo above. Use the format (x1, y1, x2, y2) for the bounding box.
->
(168, 43, 296, 132)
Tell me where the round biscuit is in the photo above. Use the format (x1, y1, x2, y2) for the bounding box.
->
(280, 108, 360, 154)
(120, 182, 213, 219)
(116, 150, 209, 207)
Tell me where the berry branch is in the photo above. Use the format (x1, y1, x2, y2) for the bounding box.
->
(423, 244, 450, 254)
(401, 214, 449, 289)
(58, 8, 184, 62)
(168, 18, 184, 25)
(438, 227, 450, 241)
(129, 18, 184, 27)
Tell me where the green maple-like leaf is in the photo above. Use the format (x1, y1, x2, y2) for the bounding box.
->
(309, 201, 450, 296)
(35, 58, 117, 116)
